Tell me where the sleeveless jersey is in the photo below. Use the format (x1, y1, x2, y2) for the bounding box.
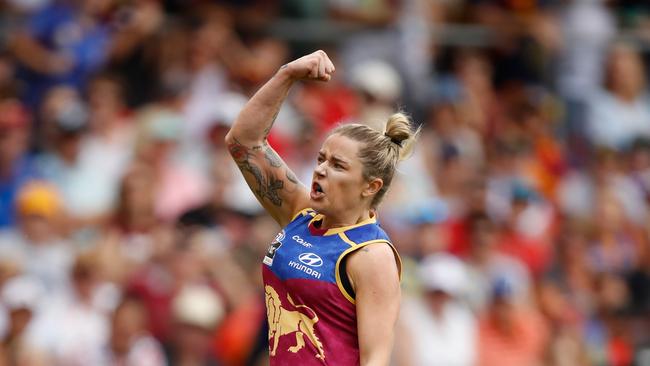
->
(262, 208, 401, 366)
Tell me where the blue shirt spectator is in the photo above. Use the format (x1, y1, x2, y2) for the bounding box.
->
(13, 2, 113, 108)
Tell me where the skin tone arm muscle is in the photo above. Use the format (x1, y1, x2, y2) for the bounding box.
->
(347, 243, 401, 366)
(225, 51, 335, 227)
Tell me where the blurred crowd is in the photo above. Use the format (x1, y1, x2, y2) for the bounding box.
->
(0, 0, 649, 365)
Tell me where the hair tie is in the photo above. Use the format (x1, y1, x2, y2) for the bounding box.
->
(384, 132, 403, 147)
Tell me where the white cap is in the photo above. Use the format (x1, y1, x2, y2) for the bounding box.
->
(350, 60, 403, 102)
(172, 285, 224, 329)
(209, 92, 248, 128)
(418, 254, 468, 297)
(1, 276, 44, 311)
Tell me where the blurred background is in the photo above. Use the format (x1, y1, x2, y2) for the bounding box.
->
(0, 0, 649, 365)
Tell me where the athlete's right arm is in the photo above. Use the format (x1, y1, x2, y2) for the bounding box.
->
(225, 51, 335, 227)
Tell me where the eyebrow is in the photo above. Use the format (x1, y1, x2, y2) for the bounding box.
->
(318, 152, 350, 166)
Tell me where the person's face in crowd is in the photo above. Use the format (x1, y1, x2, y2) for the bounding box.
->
(88, 77, 124, 123)
(538, 282, 571, 324)
(417, 223, 449, 256)
(466, 181, 487, 213)
(188, 22, 228, 71)
(310, 134, 380, 219)
(72, 263, 98, 301)
(19, 214, 55, 244)
(469, 218, 498, 261)
(41, 86, 87, 153)
(490, 296, 516, 332)
(439, 150, 473, 193)
(606, 45, 646, 100)
(457, 54, 492, 93)
(79, 0, 114, 17)
(0, 55, 16, 93)
(629, 144, 650, 172)
(110, 299, 147, 355)
(424, 289, 450, 316)
(430, 104, 458, 136)
(0, 100, 29, 172)
(174, 323, 214, 359)
(119, 166, 155, 219)
(594, 193, 624, 234)
(55, 131, 84, 163)
(0, 124, 27, 172)
(558, 225, 589, 268)
(140, 138, 177, 167)
(596, 274, 629, 313)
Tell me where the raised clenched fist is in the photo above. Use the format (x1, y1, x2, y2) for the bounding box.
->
(281, 50, 336, 82)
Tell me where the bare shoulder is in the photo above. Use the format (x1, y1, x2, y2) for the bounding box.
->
(347, 242, 400, 289)
(348, 242, 397, 269)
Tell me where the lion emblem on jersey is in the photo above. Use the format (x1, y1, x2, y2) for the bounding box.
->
(265, 285, 325, 361)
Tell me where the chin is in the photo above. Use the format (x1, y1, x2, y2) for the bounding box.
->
(308, 199, 327, 214)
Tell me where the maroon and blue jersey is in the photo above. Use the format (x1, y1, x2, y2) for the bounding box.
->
(262, 208, 401, 366)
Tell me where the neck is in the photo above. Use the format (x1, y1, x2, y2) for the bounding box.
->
(319, 208, 372, 230)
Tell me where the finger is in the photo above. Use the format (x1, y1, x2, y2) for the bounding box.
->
(315, 50, 333, 74)
(310, 66, 319, 79)
(318, 55, 326, 79)
(322, 54, 335, 74)
(327, 58, 336, 73)
(309, 59, 319, 79)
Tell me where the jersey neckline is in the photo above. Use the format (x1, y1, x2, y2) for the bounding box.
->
(307, 211, 377, 236)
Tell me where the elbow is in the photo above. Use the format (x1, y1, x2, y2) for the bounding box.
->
(224, 130, 235, 146)
(224, 129, 265, 150)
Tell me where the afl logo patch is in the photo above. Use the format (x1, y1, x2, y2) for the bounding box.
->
(275, 230, 285, 242)
(298, 253, 323, 267)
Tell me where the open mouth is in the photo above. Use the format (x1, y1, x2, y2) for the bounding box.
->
(310, 182, 325, 199)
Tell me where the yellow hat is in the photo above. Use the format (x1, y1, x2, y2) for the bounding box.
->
(16, 181, 62, 218)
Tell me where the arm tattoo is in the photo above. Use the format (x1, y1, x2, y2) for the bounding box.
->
(228, 138, 285, 206)
(264, 145, 282, 168)
(263, 109, 281, 138)
(286, 170, 299, 184)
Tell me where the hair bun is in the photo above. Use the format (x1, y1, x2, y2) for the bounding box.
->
(384, 112, 419, 161)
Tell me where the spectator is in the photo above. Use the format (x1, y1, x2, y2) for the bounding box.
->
(0, 99, 38, 228)
(37, 86, 128, 223)
(24, 251, 118, 366)
(0, 182, 73, 294)
(0, 276, 45, 366)
(136, 109, 210, 220)
(8, 0, 116, 107)
(164, 284, 225, 366)
(100, 295, 165, 366)
(477, 278, 549, 366)
(464, 212, 532, 312)
(397, 254, 477, 366)
(586, 43, 650, 150)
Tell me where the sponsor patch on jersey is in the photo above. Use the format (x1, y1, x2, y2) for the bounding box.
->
(298, 253, 323, 267)
(263, 231, 285, 266)
(288, 260, 322, 279)
(292, 234, 313, 248)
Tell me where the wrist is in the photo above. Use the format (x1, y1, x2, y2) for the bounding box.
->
(274, 64, 294, 82)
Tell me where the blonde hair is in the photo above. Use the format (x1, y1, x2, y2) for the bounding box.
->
(332, 112, 419, 208)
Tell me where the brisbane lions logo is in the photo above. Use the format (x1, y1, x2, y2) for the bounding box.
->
(265, 285, 325, 361)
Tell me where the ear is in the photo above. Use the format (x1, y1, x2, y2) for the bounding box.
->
(362, 177, 383, 198)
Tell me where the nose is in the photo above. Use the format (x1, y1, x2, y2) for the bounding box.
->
(314, 161, 326, 177)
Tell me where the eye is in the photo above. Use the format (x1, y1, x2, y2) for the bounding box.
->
(317, 156, 325, 164)
(333, 163, 344, 169)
